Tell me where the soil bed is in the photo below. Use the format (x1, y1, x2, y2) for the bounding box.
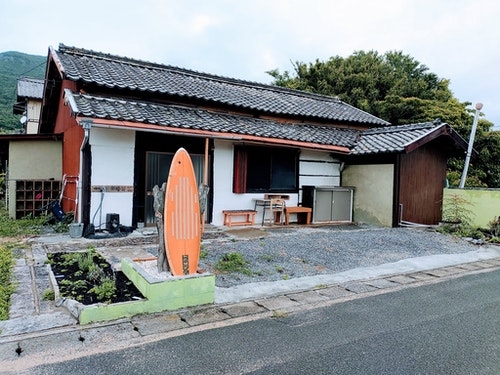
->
(48, 251, 144, 305)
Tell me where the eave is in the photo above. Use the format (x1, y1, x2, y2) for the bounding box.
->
(76, 116, 351, 154)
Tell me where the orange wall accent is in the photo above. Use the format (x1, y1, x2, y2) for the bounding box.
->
(56, 80, 83, 214)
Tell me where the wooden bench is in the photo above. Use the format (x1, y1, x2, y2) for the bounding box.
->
(284, 206, 312, 225)
(222, 210, 257, 227)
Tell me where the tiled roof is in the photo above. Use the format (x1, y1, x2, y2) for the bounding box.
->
(53, 44, 389, 126)
(350, 122, 441, 155)
(64, 90, 360, 148)
(17, 77, 44, 99)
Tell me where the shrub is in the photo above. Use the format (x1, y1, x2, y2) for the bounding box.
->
(441, 193, 473, 226)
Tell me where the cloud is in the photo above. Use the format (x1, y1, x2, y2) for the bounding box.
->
(0, 0, 499, 126)
(187, 14, 219, 36)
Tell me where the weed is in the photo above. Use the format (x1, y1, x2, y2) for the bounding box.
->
(260, 254, 274, 262)
(214, 252, 251, 275)
(282, 275, 290, 280)
(42, 289, 55, 301)
(271, 310, 288, 319)
(200, 250, 208, 259)
(0, 201, 75, 237)
(275, 265, 284, 273)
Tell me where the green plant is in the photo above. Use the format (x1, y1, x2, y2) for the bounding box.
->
(58, 279, 87, 300)
(200, 250, 208, 259)
(0, 243, 15, 320)
(260, 254, 273, 262)
(52, 247, 119, 303)
(0, 203, 46, 237)
(214, 252, 251, 275)
(89, 277, 116, 304)
(441, 193, 473, 226)
(42, 289, 55, 301)
(488, 216, 500, 237)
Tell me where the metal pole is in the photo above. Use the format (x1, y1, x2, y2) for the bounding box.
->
(459, 103, 483, 188)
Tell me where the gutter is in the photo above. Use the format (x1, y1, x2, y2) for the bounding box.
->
(76, 118, 93, 222)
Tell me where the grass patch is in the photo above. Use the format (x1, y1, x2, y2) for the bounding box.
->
(0, 202, 73, 237)
(214, 252, 252, 275)
(0, 242, 16, 320)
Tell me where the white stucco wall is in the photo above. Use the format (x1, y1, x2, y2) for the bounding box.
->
(25, 100, 41, 134)
(89, 127, 135, 227)
(210, 141, 342, 226)
(298, 150, 341, 201)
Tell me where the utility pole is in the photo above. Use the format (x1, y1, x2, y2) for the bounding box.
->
(459, 103, 483, 188)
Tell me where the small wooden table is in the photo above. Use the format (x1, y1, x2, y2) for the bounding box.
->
(284, 206, 312, 225)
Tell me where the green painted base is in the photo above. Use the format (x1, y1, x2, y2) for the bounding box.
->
(78, 258, 215, 324)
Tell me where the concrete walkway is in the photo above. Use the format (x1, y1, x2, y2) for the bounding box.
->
(0, 226, 499, 371)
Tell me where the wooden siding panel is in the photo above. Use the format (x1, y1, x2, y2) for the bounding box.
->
(399, 145, 447, 225)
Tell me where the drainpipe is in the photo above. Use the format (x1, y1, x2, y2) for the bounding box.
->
(459, 103, 483, 188)
(78, 119, 93, 222)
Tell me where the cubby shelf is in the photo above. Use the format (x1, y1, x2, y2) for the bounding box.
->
(15, 180, 61, 219)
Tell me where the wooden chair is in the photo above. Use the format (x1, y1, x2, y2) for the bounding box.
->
(263, 198, 286, 225)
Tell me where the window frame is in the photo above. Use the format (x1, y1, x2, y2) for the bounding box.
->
(233, 145, 299, 194)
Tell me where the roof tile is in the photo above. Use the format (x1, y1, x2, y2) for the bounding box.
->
(64, 90, 360, 148)
(55, 45, 389, 126)
(350, 123, 438, 155)
(17, 77, 44, 99)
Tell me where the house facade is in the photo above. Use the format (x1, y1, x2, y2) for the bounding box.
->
(3, 77, 62, 219)
(13, 77, 44, 134)
(31, 44, 467, 230)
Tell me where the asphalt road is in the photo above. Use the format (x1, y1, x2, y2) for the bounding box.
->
(16, 270, 500, 374)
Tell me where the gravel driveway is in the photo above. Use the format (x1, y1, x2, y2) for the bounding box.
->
(199, 225, 479, 288)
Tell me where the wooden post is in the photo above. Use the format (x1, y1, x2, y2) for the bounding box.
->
(153, 183, 169, 273)
(201, 137, 209, 232)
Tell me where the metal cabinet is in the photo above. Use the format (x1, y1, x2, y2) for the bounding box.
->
(302, 186, 354, 223)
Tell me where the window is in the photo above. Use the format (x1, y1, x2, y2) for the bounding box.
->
(233, 146, 298, 193)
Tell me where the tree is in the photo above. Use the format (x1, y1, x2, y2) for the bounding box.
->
(267, 51, 498, 187)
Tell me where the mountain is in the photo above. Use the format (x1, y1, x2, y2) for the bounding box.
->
(0, 51, 46, 133)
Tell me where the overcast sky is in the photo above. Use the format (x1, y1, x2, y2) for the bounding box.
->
(1, 0, 498, 127)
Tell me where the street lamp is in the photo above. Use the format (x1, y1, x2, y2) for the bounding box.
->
(459, 102, 483, 188)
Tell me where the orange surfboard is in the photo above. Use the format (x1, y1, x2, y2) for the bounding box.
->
(164, 148, 201, 276)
